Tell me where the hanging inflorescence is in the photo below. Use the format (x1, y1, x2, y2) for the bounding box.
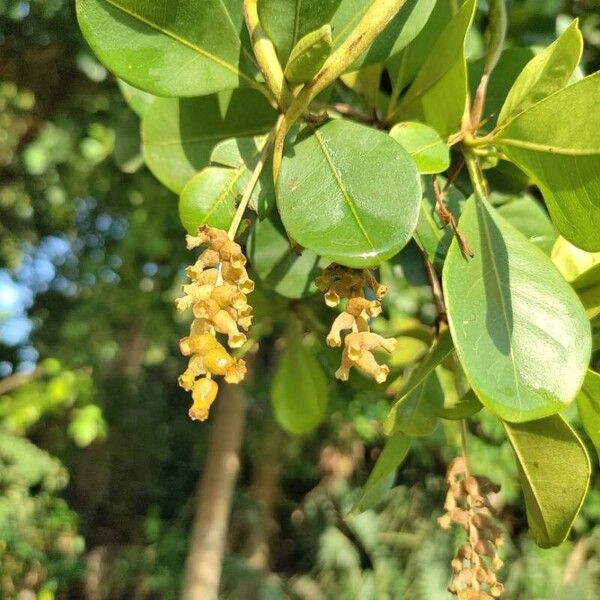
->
(439, 457, 504, 600)
(176, 226, 254, 421)
(316, 264, 397, 383)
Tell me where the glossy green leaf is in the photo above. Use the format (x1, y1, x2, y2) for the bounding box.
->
(504, 415, 591, 548)
(271, 335, 329, 435)
(494, 72, 600, 251)
(496, 194, 556, 254)
(350, 432, 411, 515)
(398, 0, 476, 137)
(117, 79, 156, 117)
(389, 121, 450, 174)
(437, 388, 482, 420)
(179, 167, 239, 233)
(277, 120, 421, 268)
(468, 47, 537, 132)
(142, 90, 276, 193)
(247, 215, 327, 298)
(284, 25, 332, 84)
(498, 20, 582, 126)
(112, 109, 143, 174)
(76, 0, 260, 97)
(413, 180, 466, 272)
(572, 264, 600, 321)
(551, 235, 600, 282)
(385, 329, 454, 433)
(258, 0, 340, 62)
(330, 0, 436, 70)
(210, 137, 275, 219)
(386, 0, 453, 101)
(391, 371, 443, 436)
(443, 196, 591, 422)
(577, 369, 600, 452)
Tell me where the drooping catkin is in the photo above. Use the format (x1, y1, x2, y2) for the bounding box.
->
(439, 457, 504, 600)
(316, 264, 396, 383)
(176, 226, 254, 421)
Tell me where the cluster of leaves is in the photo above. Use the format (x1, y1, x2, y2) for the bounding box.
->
(76, 0, 600, 556)
(2, 0, 600, 598)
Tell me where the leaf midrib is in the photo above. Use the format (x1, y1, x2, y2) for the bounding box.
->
(312, 128, 375, 250)
(100, 0, 259, 88)
(477, 201, 524, 419)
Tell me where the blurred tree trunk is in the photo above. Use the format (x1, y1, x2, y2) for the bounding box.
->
(181, 384, 247, 600)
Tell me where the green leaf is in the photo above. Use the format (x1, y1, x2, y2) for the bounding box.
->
(210, 137, 275, 219)
(437, 388, 482, 420)
(117, 79, 156, 117)
(76, 0, 260, 97)
(391, 371, 443, 436)
(497, 20, 582, 126)
(468, 47, 537, 133)
(385, 329, 454, 433)
(258, 0, 340, 62)
(551, 235, 600, 282)
(330, 0, 436, 70)
(179, 167, 239, 233)
(495, 194, 556, 255)
(284, 25, 332, 84)
(389, 121, 450, 174)
(398, 0, 476, 137)
(386, 0, 453, 99)
(413, 180, 466, 272)
(577, 369, 600, 452)
(350, 432, 411, 515)
(112, 109, 143, 174)
(277, 120, 421, 268)
(504, 415, 591, 548)
(271, 334, 329, 434)
(572, 264, 600, 321)
(443, 196, 591, 422)
(247, 215, 328, 298)
(494, 72, 600, 251)
(142, 90, 276, 193)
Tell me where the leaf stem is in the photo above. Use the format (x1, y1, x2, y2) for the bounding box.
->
(227, 115, 284, 241)
(461, 419, 471, 476)
(464, 151, 489, 201)
(471, 0, 507, 128)
(243, 0, 292, 110)
(272, 0, 408, 179)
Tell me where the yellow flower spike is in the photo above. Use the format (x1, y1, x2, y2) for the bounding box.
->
(324, 289, 341, 307)
(185, 234, 205, 250)
(178, 355, 207, 390)
(211, 283, 246, 310)
(192, 298, 221, 320)
(237, 315, 253, 330)
(212, 309, 246, 348)
(175, 296, 194, 313)
(334, 351, 353, 381)
(197, 248, 221, 269)
(224, 359, 247, 384)
(186, 267, 219, 286)
(188, 377, 219, 421)
(190, 318, 214, 335)
(203, 346, 235, 375)
(221, 262, 248, 285)
(238, 278, 255, 294)
(326, 311, 356, 347)
(179, 332, 221, 356)
(182, 282, 214, 301)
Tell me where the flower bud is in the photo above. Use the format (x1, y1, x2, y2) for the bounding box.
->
(189, 378, 219, 421)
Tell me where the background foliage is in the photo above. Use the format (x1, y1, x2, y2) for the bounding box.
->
(1, 1, 600, 599)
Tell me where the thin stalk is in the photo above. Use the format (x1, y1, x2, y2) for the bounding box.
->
(464, 151, 489, 201)
(243, 0, 292, 110)
(460, 419, 470, 476)
(272, 0, 408, 178)
(227, 115, 284, 241)
(471, 0, 507, 127)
